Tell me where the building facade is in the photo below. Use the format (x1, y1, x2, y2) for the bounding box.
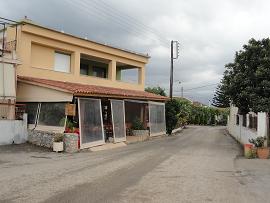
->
(5, 19, 167, 149)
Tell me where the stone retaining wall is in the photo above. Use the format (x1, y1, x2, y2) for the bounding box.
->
(28, 130, 55, 148)
(28, 130, 79, 153)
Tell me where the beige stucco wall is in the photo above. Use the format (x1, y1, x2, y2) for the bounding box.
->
(31, 43, 54, 70)
(8, 22, 148, 91)
(0, 62, 16, 98)
(17, 82, 73, 102)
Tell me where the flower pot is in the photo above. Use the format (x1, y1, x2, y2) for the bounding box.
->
(244, 144, 253, 158)
(257, 147, 269, 159)
(53, 142, 64, 152)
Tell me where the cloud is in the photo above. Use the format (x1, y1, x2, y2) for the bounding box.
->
(2, 0, 270, 104)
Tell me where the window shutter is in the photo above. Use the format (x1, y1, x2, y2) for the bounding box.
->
(54, 52, 70, 73)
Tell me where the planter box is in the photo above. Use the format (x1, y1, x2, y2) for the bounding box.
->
(132, 130, 149, 136)
(126, 134, 149, 144)
(53, 142, 64, 152)
(257, 147, 269, 159)
(64, 133, 79, 153)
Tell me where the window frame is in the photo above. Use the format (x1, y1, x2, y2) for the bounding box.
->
(242, 114, 247, 127)
(236, 115, 239, 125)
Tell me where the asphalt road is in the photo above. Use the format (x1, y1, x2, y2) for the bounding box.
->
(1, 126, 270, 203)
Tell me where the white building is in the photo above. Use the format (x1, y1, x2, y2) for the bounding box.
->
(227, 105, 268, 145)
(0, 19, 27, 145)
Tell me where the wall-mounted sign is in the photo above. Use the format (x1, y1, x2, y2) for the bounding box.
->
(65, 103, 76, 116)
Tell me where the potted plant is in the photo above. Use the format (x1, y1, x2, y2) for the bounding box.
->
(249, 136, 269, 159)
(64, 118, 75, 133)
(131, 117, 149, 136)
(53, 133, 64, 152)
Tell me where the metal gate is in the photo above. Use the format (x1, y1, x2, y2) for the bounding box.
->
(111, 99, 126, 142)
(78, 98, 105, 149)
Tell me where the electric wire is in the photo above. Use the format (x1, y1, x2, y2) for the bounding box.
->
(65, 0, 169, 48)
(89, 0, 169, 46)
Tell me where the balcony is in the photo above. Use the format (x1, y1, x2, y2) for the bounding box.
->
(80, 54, 110, 79)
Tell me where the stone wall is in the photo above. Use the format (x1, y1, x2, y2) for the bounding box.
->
(28, 130, 55, 148)
(28, 130, 79, 153)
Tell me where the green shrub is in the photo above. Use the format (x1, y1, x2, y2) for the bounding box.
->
(249, 136, 266, 148)
(132, 117, 145, 130)
(165, 98, 229, 134)
(165, 99, 181, 134)
(54, 133, 64, 142)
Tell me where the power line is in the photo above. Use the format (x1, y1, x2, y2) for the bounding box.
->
(164, 83, 218, 91)
(82, 0, 169, 47)
(185, 83, 218, 91)
(174, 83, 218, 92)
(89, 0, 169, 45)
(65, 0, 169, 48)
(66, 0, 156, 46)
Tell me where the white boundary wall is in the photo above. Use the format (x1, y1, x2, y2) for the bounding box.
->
(227, 106, 267, 145)
(0, 114, 28, 145)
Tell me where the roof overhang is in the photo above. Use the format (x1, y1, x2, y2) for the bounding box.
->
(17, 76, 168, 102)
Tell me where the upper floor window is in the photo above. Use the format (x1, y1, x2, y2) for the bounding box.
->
(54, 51, 71, 73)
(80, 54, 109, 79)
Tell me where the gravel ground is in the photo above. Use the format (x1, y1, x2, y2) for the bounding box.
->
(1, 126, 270, 203)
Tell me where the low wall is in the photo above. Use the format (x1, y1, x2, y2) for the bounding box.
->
(0, 114, 28, 145)
(132, 130, 149, 136)
(126, 134, 149, 144)
(28, 130, 55, 148)
(28, 131, 79, 152)
(172, 126, 184, 134)
(227, 106, 267, 145)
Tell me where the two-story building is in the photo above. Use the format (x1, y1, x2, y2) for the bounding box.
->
(5, 19, 167, 149)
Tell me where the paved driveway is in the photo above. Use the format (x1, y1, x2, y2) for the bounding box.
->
(1, 126, 270, 203)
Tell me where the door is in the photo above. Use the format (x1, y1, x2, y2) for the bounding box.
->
(149, 101, 166, 136)
(111, 99, 126, 142)
(78, 98, 105, 149)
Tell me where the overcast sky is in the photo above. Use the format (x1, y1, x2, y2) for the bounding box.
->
(1, 0, 270, 104)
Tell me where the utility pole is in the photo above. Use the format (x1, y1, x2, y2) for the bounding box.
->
(181, 86, 183, 98)
(169, 40, 180, 99)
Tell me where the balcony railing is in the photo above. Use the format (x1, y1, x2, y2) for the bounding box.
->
(0, 38, 17, 56)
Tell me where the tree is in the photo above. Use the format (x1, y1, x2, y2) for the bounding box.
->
(220, 38, 270, 145)
(145, 86, 166, 96)
(212, 80, 230, 108)
(222, 38, 270, 114)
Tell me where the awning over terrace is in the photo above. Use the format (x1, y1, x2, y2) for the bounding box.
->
(17, 76, 168, 101)
(18, 76, 167, 148)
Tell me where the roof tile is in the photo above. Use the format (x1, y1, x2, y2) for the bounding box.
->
(18, 76, 167, 101)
